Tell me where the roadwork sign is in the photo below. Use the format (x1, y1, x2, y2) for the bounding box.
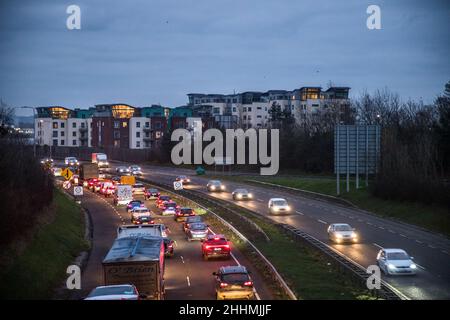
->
(173, 181, 183, 190)
(63, 181, 72, 190)
(61, 167, 74, 181)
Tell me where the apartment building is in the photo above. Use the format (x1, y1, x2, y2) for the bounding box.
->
(35, 106, 93, 147)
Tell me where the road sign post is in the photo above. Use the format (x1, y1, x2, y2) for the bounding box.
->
(173, 181, 183, 191)
(61, 167, 74, 181)
(334, 125, 380, 195)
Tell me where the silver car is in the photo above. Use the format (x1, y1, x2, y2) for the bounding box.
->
(327, 223, 358, 243)
(232, 188, 253, 201)
(376, 248, 417, 275)
(186, 222, 209, 241)
(207, 180, 226, 192)
(268, 198, 291, 214)
(84, 284, 143, 300)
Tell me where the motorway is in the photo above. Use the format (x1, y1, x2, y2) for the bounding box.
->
(111, 163, 450, 300)
(58, 162, 272, 300)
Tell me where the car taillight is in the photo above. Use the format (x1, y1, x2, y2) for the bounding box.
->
(244, 281, 253, 286)
(205, 245, 211, 249)
(168, 244, 173, 248)
(224, 244, 230, 249)
(220, 283, 228, 288)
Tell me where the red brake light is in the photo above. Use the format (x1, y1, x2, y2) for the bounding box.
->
(244, 281, 253, 286)
(214, 237, 220, 241)
(224, 244, 230, 249)
(220, 283, 228, 288)
(205, 245, 211, 249)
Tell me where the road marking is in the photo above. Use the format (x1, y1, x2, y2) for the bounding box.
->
(186, 276, 191, 286)
(295, 211, 304, 215)
(349, 216, 354, 219)
(415, 240, 423, 244)
(416, 264, 426, 271)
(257, 199, 264, 202)
(388, 229, 395, 234)
(367, 222, 373, 226)
(442, 250, 449, 255)
(428, 244, 437, 249)
(373, 243, 383, 249)
(180, 256, 185, 264)
(378, 226, 385, 230)
(318, 219, 327, 225)
(400, 234, 406, 238)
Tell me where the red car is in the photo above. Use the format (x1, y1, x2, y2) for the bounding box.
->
(100, 182, 115, 197)
(201, 234, 231, 261)
(85, 178, 98, 190)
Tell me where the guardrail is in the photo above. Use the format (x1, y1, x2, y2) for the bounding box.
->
(139, 177, 405, 300)
(138, 178, 298, 300)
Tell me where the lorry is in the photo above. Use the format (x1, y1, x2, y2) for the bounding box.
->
(114, 184, 133, 206)
(92, 153, 109, 169)
(117, 224, 168, 239)
(102, 236, 165, 300)
(79, 163, 98, 186)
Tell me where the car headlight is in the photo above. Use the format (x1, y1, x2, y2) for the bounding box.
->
(221, 185, 225, 190)
(352, 232, 358, 238)
(410, 264, 417, 269)
(273, 207, 279, 211)
(210, 186, 216, 190)
(388, 264, 396, 270)
(286, 205, 291, 211)
(248, 193, 253, 198)
(237, 194, 242, 199)
(336, 234, 343, 238)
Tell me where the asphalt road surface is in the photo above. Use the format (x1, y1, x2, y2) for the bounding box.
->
(57, 163, 272, 300)
(111, 163, 450, 300)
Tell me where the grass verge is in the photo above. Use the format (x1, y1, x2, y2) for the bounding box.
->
(0, 189, 88, 299)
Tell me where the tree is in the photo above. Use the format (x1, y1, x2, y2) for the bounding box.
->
(0, 99, 14, 137)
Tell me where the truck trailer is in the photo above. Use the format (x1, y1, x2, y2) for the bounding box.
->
(102, 236, 165, 300)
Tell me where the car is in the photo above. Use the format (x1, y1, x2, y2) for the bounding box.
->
(40, 157, 54, 167)
(376, 248, 417, 276)
(85, 178, 98, 190)
(201, 234, 231, 260)
(131, 207, 154, 225)
(161, 202, 179, 215)
(186, 222, 209, 241)
(116, 166, 131, 176)
(111, 176, 122, 185)
(174, 207, 195, 222)
(213, 266, 254, 300)
(232, 188, 253, 201)
(52, 167, 62, 177)
(327, 223, 358, 244)
(84, 284, 143, 300)
(163, 238, 174, 257)
(132, 183, 146, 195)
(176, 175, 191, 185)
(129, 165, 143, 176)
(207, 180, 226, 192)
(100, 181, 115, 197)
(268, 198, 291, 214)
(183, 215, 203, 233)
(144, 188, 160, 200)
(126, 200, 144, 212)
(156, 195, 171, 208)
(64, 157, 79, 167)
(93, 180, 104, 192)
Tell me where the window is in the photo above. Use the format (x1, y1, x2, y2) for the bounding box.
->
(248, 107, 252, 112)
(61, 131, 65, 137)
(213, 107, 220, 114)
(257, 115, 262, 118)
(72, 140, 77, 146)
(243, 115, 247, 120)
(122, 122, 127, 128)
(257, 107, 262, 110)
(144, 141, 150, 148)
(61, 122, 65, 128)
(136, 141, 141, 148)
(81, 122, 85, 128)
(114, 131, 120, 139)
(232, 107, 236, 112)
(243, 107, 247, 112)
(52, 122, 58, 129)
(72, 122, 76, 128)
(145, 122, 150, 128)
(90, 122, 93, 128)
(155, 122, 162, 129)
(136, 132, 140, 138)
(113, 140, 120, 147)
(60, 140, 65, 145)
(52, 131, 58, 138)
(114, 121, 120, 128)
(136, 122, 140, 128)
(53, 139, 58, 146)
(248, 115, 252, 120)
(72, 131, 76, 137)
(145, 132, 150, 137)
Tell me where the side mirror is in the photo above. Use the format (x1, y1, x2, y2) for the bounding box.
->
(410, 256, 414, 260)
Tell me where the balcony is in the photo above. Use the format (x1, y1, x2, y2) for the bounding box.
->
(79, 127, 88, 133)
(143, 126, 152, 132)
(79, 135, 88, 141)
(143, 136, 153, 142)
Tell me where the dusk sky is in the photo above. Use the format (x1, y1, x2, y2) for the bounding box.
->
(1, 0, 449, 116)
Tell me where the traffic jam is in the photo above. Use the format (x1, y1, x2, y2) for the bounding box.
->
(42, 153, 420, 300)
(42, 155, 257, 300)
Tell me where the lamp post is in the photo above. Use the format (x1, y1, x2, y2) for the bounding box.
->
(21, 106, 37, 157)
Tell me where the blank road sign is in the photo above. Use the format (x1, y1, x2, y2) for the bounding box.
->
(173, 181, 183, 190)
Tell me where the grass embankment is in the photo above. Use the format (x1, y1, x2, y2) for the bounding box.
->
(206, 173, 450, 238)
(159, 186, 372, 299)
(0, 189, 88, 299)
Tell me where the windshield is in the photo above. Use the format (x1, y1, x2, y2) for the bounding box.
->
(149, 189, 158, 193)
(190, 223, 206, 230)
(133, 184, 144, 188)
(97, 155, 107, 160)
(181, 209, 193, 214)
(335, 225, 352, 231)
(235, 189, 248, 194)
(387, 252, 410, 260)
(166, 203, 176, 208)
(160, 196, 170, 201)
(273, 200, 287, 206)
(222, 273, 249, 283)
(89, 286, 135, 297)
(210, 181, 221, 185)
(187, 216, 202, 223)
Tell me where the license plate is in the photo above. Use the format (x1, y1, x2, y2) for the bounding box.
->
(214, 248, 222, 251)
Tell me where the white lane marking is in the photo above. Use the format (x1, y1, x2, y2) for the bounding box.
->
(186, 276, 191, 287)
(180, 256, 185, 264)
(416, 264, 426, 271)
(373, 243, 384, 249)
(295, 210, 304, 215)
(378, 226, 385, 230)
(367, 222, 373, 226)
(442, 250, 449, 255)
(428, 244, 437, 249)
(415, 240, 423, 244)
(388, 229, 395, 234)
(400, 234, 406, 238)
(257, 199, 264, 202)
(318, 219, 327, 225)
